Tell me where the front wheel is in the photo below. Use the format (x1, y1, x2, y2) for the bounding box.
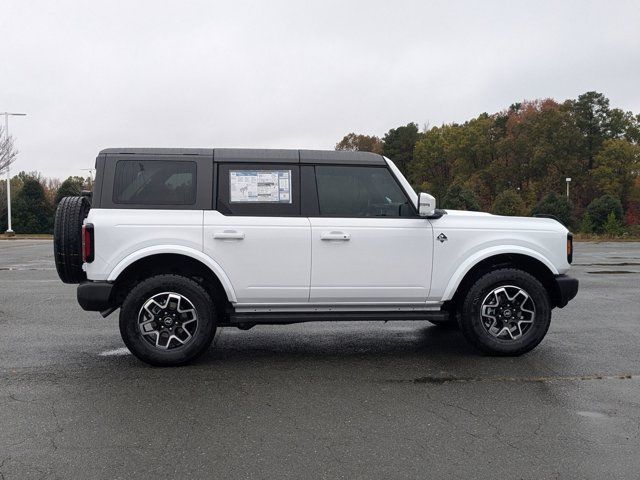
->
(459, 268, 551, 356)
(119, 274, 216, 366)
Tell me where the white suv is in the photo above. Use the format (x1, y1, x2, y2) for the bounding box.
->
(54, 148, 578, 366)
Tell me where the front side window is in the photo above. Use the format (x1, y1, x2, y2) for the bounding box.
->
(113, 160, 196, 205)
(315, 166, 413, 217)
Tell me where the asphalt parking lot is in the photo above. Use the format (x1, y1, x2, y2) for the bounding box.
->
(0, 240, 639, 479)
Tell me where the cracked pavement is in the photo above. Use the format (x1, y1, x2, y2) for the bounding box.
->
(0, 240, 639, 479)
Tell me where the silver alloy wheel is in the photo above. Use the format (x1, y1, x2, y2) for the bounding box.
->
(480, 285, 536, 340)
(137, 292, 198, 350)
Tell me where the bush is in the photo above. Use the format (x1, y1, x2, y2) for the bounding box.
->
(491, 190, 525, 216)
(441, 183, 480, 211)
(530, 192, 574, 227)
(585, 194, 624, 233)
(603, 212, 624, 236)
(580, 212, 594, 234)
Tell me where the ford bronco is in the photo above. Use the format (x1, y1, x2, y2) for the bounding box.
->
(54, 148, 578, 366)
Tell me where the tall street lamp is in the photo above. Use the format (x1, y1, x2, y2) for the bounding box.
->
(2, 112, 27, 235)
(566, 177, 571, 199)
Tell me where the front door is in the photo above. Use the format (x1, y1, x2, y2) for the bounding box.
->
(309, 165, 433, 303)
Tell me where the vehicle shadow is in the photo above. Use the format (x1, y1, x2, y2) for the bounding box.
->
(91, 322, 561, 381)
(194, 322, 479, 367)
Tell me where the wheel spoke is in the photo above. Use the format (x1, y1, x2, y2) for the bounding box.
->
(143, 299, 164, 318)
(137, 291, 199, 351)
(480, 285, 536, 340)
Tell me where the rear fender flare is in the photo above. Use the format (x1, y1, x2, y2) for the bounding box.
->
(107, 245, 237, 303)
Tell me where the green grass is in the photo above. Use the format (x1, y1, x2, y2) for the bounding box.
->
(573, 233, 640, 242)
(0, 233, 53, 240)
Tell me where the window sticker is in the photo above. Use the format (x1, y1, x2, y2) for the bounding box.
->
(229, 170, 292, 203)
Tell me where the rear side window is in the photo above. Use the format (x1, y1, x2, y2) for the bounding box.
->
(315, 165, 413, 217)
(113, 160, 197, 205)
(217, 164, 300, 216)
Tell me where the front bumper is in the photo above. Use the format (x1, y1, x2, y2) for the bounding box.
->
(77, 281, 115, 312)
(554, 274, 579, 308)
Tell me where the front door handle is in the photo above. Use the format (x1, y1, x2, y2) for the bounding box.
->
(320, 231, 351, 241)
(213, 230, 245, 240)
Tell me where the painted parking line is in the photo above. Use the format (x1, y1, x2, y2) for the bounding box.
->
(99, 347, 131, 357)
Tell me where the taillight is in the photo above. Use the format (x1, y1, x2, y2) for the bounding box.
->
(566, 233, 573, 264)
(82, 223, 94, 263)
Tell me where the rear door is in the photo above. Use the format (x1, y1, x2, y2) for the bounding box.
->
(203, 162, 311, 304)
(308, 165, 433, 303)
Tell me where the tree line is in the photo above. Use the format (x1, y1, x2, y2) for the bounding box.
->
(336, 91, 640, 235)
(0, 173, 91, 234)
(1, 91, 638, 235)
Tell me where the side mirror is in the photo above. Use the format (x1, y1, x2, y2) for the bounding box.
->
(418, 192, 436, 217)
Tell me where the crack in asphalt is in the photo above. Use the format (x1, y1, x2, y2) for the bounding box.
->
(586, 270, 636, 274)
(385, 373, 635, 384)
(0, 456, 8, 480)
(574, 262, 640, 267)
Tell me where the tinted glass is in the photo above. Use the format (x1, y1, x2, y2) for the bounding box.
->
(229, 170, 292, 203)
(216, 164, 300, 216)
(113, 160, 196, 205)
(315, 166, 412, 217)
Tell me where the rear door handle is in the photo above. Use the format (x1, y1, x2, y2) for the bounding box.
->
(320, 231, 351, 241)
(213, 230, 245, 240)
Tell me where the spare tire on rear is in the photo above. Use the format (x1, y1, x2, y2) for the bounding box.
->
(54, 196, 91, 284)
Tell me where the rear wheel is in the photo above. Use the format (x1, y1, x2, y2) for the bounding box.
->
(53, 196, 91, 284)
(119, 274, 217, 366)
(459, 268, 551, 356)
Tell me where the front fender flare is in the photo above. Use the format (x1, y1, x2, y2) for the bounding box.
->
(441, 245, 559, 301)
(107, 245, 237, 303)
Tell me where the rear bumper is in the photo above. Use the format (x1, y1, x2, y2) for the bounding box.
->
(554, 274, 579, 308)
(77, 281, 115, 312)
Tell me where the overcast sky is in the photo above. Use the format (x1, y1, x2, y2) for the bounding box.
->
(1, 0, 639, 179)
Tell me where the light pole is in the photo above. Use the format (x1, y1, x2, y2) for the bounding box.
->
(566, 177, 571, 199)
(2, 112, 27, 235)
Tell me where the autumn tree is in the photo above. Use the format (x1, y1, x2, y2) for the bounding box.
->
(382, 122, 421, 173)
(592, 139, 640, 207)
(335, 133, 383, 154)
(441, 183, 480, 211)
(410, 126, 454, 200)
(491, 190, 526, 216)
(569, 91, 612, 170)
(336, 91, 639, 230)
(0, 125, 18, 175)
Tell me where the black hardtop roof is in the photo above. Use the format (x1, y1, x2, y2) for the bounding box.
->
(98, 148, 386, 165)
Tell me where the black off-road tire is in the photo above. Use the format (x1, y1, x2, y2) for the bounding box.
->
(119, 274, 217, 367)
(459, 268, 551, 356)
(53, 196, 91, 284)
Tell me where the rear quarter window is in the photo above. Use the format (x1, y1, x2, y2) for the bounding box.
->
(113, 160, 197, 205)
(216, 164, 300, 216)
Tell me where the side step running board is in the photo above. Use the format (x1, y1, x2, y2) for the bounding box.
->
(229, 310, 450, 325)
